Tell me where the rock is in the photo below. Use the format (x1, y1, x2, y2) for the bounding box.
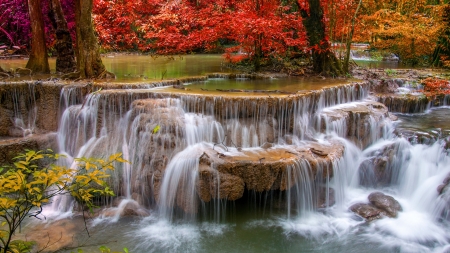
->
(15, 67, 32, 75)
(349, 203, 383, 221)
(377, 94, 429, 113)
(373, 79, 399, 94)
(320, 101, 390, 148)
(437, 173, 450, 195)
(358, 142, 406, 187)
(317, 187, 335, 208)
(359, 157, 388, 187)
(261, 142, 273, 149)
(310, 148, 328, 157)
(368, 192, 402, 218)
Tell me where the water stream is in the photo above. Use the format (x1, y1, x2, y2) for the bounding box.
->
(3, 56, 449, 252)
(29, 81, 447, 253)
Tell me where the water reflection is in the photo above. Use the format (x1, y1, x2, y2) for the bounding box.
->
(0, 54, 227, 82)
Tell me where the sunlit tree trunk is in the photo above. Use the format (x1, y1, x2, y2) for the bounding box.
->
(343, 0, 362, 73)
(74, 0, 108, 78)
(50, 0, 76, 73)
(26, 0, 50, 74)
(301, 0, 342, 76)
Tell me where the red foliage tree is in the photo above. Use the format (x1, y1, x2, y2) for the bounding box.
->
(0, 0, 75, 51)
(137, 0, 307, 70)
(93, 0, 159, 51)
(420, 77, 450, 99)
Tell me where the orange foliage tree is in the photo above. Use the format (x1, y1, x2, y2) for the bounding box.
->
(358, 0, 444, 65)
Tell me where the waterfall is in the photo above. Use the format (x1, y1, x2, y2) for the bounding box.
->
(39, 78, 448, 252)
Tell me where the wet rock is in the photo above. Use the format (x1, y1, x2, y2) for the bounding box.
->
(197, 167, 245, 202)
(350, 203, 383, 221)
(358, 140, 407, 187)
(261, 142, 273, 149)
(0, 133, 58, 166)
(162, 140, 345, 213)
(318, 187, 335, 208)
(376, 94, 429, 113)
(121, 201, 150, 217)
(368, 192, 402, 218)
(320, 101, 390, 148)
(359, 156, 390, 187)
(437, 173, 450, 195)
(373, 79, 399, 94)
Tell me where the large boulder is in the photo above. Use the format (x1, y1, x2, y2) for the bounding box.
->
(358, 142, 405, 187)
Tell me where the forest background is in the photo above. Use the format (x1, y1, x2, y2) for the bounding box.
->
(1, 0, 450, 75)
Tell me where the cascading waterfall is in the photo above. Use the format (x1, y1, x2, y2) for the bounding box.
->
(39, 79, 450, 252)
(8, 83, 37, 137)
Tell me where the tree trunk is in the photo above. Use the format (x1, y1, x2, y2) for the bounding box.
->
(301, 0, 342, 76)
(74, 0, 107, 78)
(50, 0, 76, 73)
(253, 0, 262, 71)
(343, 0, 362, 73)
(254, 34, 262, 71)
(432, 5, 450, 67)
(26, 0, 50, 74)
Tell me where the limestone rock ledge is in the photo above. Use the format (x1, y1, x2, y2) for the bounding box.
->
(195, 140, 344, 204)
(319, 100, 394, 148)
(0, 133, 59, 165)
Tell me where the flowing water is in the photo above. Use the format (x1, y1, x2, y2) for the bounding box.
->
(27, 81, 447, 253)
(3, 56, 449, 252)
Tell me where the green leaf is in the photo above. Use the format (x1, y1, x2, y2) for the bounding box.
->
(123, 247, 129, 253)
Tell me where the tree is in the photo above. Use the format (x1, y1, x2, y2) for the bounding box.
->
(0, 0, 31, 48)
(25, 0, 50, 74)
(50, 0, 76, 73)
(358, 0, 443, 65)
(93, 0, 159, 51)
(299, 0, 343, 76)
(140, 0, 306, 71)
(74, 0, 111, 78)
(432, 4, 450, 67)
(343, 0, 362, 73)
(0, 150, 127, 253)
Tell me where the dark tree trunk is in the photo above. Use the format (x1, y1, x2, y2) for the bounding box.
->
(432, 5, 450, 67)
(26, 0, 50, 74)
(301, 0, 342, 76)
(50, 0, 76, 73)
(253, 0, 262, 72)
(74, 0, 110, 78)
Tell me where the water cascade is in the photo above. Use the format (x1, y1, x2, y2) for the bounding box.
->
(1, 75, 450, 252)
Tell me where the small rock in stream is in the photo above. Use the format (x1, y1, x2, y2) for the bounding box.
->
(368, 191, 402, 218)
